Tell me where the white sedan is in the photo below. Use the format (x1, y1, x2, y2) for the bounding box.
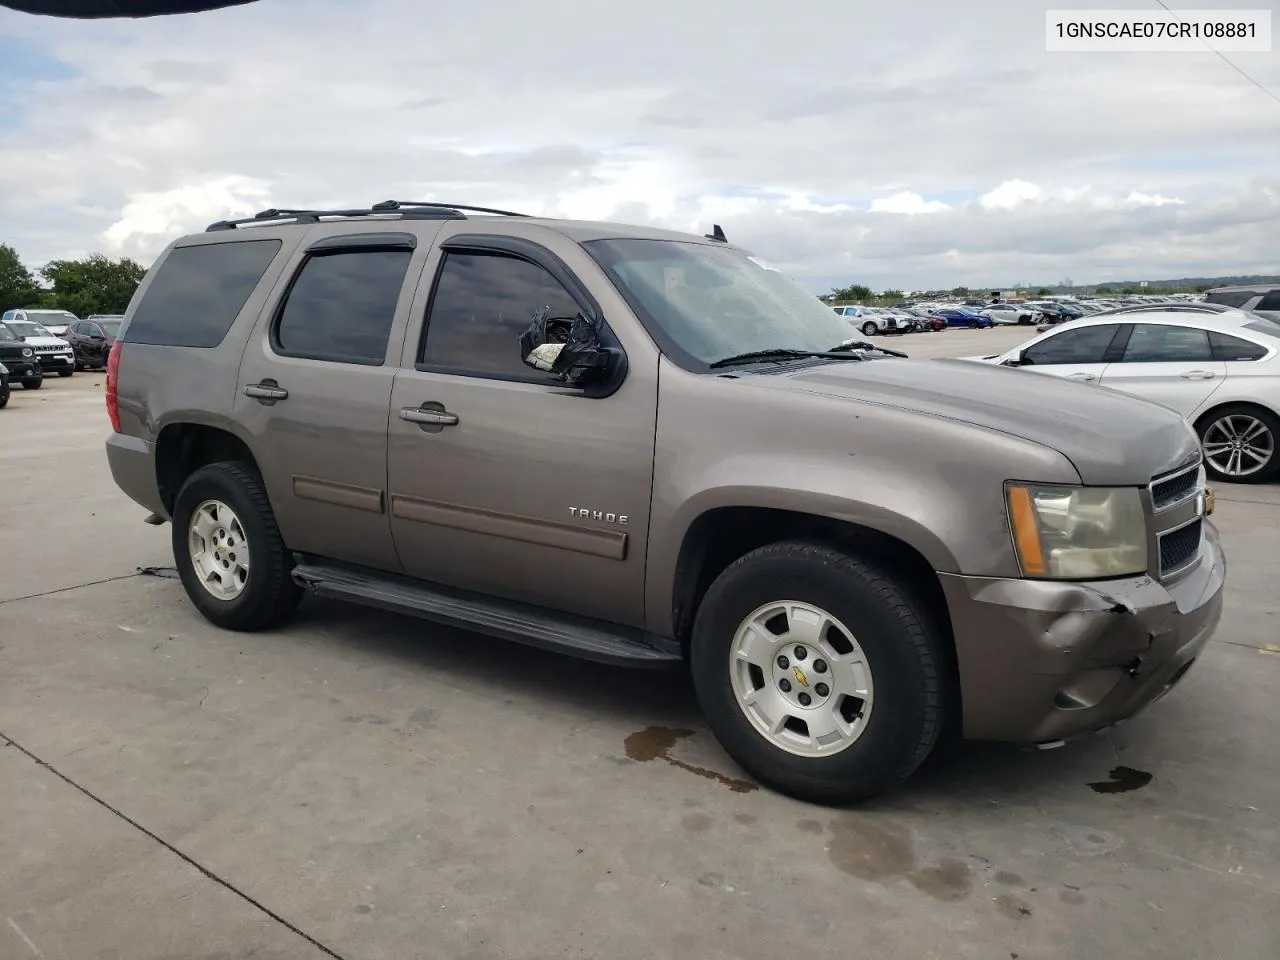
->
(960, 308, 1280, 483)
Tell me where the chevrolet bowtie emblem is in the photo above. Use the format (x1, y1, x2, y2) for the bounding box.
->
(793, 666, 809, 688)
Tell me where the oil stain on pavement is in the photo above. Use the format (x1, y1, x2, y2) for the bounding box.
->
(623, 726, 759, 793)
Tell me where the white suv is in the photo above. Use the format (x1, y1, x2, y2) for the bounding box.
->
(1, 309, 77, 378)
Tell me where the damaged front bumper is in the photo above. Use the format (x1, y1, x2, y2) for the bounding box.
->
(941, 521, 1225, 743)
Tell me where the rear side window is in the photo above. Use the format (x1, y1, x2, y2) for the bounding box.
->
(1021, 324, 1120, 365)
(1256, 290, 1280, 312)
(1120, 324, 1211, 362)
(1203, 290, 1255, 308)
(1208, 331, 1268, 361)
(126, 240, 282, 348)
(273, 249, 412, 365)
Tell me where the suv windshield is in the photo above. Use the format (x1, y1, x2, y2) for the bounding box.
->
(7, 321, 50, 338)
(0, 324, 16, 342)
(585, 239, 856, 365)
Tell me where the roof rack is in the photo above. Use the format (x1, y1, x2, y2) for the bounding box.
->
(205, 199, 531, 232)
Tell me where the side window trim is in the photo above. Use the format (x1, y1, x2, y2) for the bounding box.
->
(413, 244, 623, 386)
(1102, 323, 1131, 362)
(269, 244, 413, 366)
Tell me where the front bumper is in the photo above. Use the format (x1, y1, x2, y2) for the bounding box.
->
(941, 521, 1225, 743)
(2, 359, 42, 380)
(36, 352, 74, 369)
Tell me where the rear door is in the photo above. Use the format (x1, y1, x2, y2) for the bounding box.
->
(1014, 322, 1125, 383)
(233, 229, 439, 572)
(1098, 322, 1225, 417)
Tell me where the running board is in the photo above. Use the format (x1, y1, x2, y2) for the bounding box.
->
(291, 561, 682, 669)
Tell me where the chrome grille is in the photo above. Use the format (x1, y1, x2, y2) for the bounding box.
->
(1149, 462, 1199, 510)
(1159, 518, 1203, 577)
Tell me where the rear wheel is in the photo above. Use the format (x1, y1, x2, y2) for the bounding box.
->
(1197, 404, 1280, 483)
(861, 321, 877, 337)
(689, 541, 946, 805)
(171, 462, 303, 631)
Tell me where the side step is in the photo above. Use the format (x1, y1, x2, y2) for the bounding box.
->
(291, 561, 682, 669)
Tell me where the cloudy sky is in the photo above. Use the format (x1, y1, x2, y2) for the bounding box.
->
(0, 0, 1276, 292)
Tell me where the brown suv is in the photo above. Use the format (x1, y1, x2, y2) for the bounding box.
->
(104, 201, 1226, 804)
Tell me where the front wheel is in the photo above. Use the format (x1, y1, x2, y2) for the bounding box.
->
(967, 321, 979, 329)
(689, 541, 946, 805)
(21, 376, 41, 389)
(1198, 405, 1280, 483)
(860, 321, 877, 337)
(171, 461, 303, 631)
(0, 380, 9, 408)
(57, 368, 73, 378)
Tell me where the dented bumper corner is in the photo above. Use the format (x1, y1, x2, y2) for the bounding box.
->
(941, 521, 1225, 743)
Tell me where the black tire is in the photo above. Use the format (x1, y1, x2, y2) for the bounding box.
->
(0, 380, 9, 408)
(860, 321, 877, 337)
(21, 376, 42, 389)
(689, 540, 946, 806)
(74, 359, 85, 371)
(171, 461, 303, 631)
(967, 321, 979, 329)
(57, 368, 73, 378)
(1196, 404, 1280, 484)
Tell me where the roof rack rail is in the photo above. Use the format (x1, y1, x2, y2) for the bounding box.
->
(371, 200, 531, 217)
(204, 205, 470, 232)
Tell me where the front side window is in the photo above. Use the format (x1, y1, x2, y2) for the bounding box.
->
(273, 248, 411, 365)
(586, 239, 862, 366)
(1021, 324, 1120, 365)
(419, 251, 582, 379)
(1120, 324, 1211, 363)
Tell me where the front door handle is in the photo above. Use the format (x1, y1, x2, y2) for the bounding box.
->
(400, 405, 459, 426)
(1179, 370, 1217, 380)
(1067, 372, 1097, 381)
(244, 381, 289, 401)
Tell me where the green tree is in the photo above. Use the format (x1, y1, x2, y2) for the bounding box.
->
(1095, 285, 1113, 295)
(1034, 287, 1052, 296)
(0, 244, 42, 310)
(881, 289, 904, 301)
(830, 283, 874, 302)
(40, 254, 147, 317)
(950, 286, 969, 298)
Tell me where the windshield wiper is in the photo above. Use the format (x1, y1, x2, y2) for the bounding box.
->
(708, 348, 870, 369)
(830, 339, 909, 358)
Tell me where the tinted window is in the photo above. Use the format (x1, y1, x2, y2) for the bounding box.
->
(0, 324, 16, 342)
(274, 249, 411, 365)
(1120, 324, 1211, 362)
(420, 251, 581, 378)
(127, 239, 282, 348)
(100, 320, 122, 338)
(1203, 290, 1255, 308)
(1256, 290, 1280, 312)
(1208, 331, 1268, 361)
(1021, 324, 1119, 365)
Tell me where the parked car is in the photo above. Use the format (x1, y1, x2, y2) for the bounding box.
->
(104, 200, 1223, 805)
(1204, 284, 1280, 322)
(2, 308, 78, 339)
(931, 307, 994, 329)
(66, 315, 124, 370)
(959, 308, 1280, 483)
(832, 305, 912, 337)
(0, 322, 44, 389)
(0, 312, 75, 377)
(904, 307, 947, 331)
(981, 304, 1037, 326)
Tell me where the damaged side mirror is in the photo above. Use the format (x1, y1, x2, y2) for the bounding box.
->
(519, 308, 621, 388)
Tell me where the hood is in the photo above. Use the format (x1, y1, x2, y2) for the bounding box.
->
(23, 336, 70, 348)
(743, 358, 1200, 485)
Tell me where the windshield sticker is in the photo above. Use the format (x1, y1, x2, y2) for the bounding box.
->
(747, 256, 781, 272)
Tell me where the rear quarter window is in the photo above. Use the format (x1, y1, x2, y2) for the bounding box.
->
(124, 239, 282, 348)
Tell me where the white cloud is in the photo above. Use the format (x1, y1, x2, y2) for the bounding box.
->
(870, 192, 951, 215)
(0, 0, 1277, 290)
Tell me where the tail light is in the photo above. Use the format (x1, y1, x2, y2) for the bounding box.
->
(105, 339, 123, 432)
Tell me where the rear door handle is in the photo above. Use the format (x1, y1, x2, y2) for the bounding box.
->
(1067, 372, 1097, 381)
(1179, 370, 1217, 380)
(244, 382, 289, 401)
(400, 406, 458, 426)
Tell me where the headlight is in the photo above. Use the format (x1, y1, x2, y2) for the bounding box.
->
(22, 347, 33, 357)
(1006, 483, 1147, 579)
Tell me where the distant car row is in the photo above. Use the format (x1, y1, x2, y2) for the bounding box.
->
(0, 308, 122, 408)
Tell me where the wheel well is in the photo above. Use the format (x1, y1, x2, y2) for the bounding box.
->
(1193, 400, 1280, 432)
(155, 423, 260, 514)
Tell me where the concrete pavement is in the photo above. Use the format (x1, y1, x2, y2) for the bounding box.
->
(2, 336, 1277, 960)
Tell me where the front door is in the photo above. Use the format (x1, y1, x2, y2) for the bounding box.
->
(233, 231, 431, 572)
(1098, 322, 1225, 417)
(386, 234, 657, 627)
(1013, 322, 1126, 384)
